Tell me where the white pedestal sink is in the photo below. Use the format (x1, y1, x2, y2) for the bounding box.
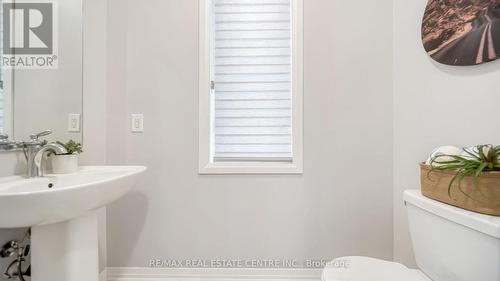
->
(0, 166, 146, 281)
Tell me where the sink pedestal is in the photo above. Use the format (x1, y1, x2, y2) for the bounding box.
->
(31, 211, 99, 281)
(0, 166, 146, 280)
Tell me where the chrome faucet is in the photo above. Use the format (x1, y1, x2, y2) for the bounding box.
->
(23, 130, 67, 178)
(34, 142, 67, 177)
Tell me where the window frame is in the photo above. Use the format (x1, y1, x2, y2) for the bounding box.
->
(198, 0, 303, 174)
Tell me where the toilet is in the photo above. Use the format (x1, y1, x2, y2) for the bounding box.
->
(322, 190, 500, 281)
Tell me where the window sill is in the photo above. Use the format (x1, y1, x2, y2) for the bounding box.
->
(198, 161, 303, 175)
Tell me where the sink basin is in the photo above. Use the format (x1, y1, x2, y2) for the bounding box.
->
(0, 165, 146, 281)
(0, 165, 146, 228)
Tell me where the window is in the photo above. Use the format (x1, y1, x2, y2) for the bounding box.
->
(199, 0, 303, 174)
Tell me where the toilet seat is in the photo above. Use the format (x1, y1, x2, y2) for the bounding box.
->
(322, 256, 431, 281)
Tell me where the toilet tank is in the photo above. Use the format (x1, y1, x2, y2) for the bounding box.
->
(404, 190, 500, 281)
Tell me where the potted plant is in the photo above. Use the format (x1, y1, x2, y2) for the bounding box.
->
(50, 140, 83, 174)
(420, 144, 500, 216)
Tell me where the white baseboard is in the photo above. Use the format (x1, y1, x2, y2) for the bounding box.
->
(106, 267, 322, 281)
(100, 269, 107, 281)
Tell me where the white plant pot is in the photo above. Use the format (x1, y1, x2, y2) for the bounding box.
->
(51, 154, 79, 174)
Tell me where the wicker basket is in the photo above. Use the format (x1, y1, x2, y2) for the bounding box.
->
(420, 163, 500, 216)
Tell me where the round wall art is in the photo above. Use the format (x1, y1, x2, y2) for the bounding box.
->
(422, 0, 500, 66)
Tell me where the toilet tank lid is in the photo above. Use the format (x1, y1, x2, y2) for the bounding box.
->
(404, 190, 500, 239)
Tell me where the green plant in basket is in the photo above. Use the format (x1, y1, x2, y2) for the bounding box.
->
(430, 144, 500, 197)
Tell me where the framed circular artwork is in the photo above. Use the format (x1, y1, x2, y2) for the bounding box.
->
(422, 0, 500, 66)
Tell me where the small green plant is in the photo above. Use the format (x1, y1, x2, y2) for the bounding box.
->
(430, 144, 500, 197)
(55, 140, 83, 155)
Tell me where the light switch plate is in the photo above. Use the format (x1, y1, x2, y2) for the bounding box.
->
(131, 114, 144, 133)
(68, 114, 81, 132)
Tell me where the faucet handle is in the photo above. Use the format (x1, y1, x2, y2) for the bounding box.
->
(0, 133, 9, 144)
(30, 130, 52, 141)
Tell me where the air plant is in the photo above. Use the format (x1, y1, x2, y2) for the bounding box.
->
(430, 145, 500, 197)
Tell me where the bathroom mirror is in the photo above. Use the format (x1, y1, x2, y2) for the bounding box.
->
(0, 0, 83, 146)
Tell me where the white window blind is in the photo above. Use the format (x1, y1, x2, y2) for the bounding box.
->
(212, 0, 293, 161)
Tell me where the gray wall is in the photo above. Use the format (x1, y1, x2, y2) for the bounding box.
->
(393, 0, 500, 267)
(105, 0, 394, 267)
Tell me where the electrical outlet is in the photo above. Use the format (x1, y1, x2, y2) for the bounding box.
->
(131, 114, 144, 133)
(68, 114, 81, 132)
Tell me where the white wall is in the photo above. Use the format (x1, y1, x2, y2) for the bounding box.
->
(81, 0, 108, 272)
(105, 0, 394, 267)
(393, 0, 500, 267)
